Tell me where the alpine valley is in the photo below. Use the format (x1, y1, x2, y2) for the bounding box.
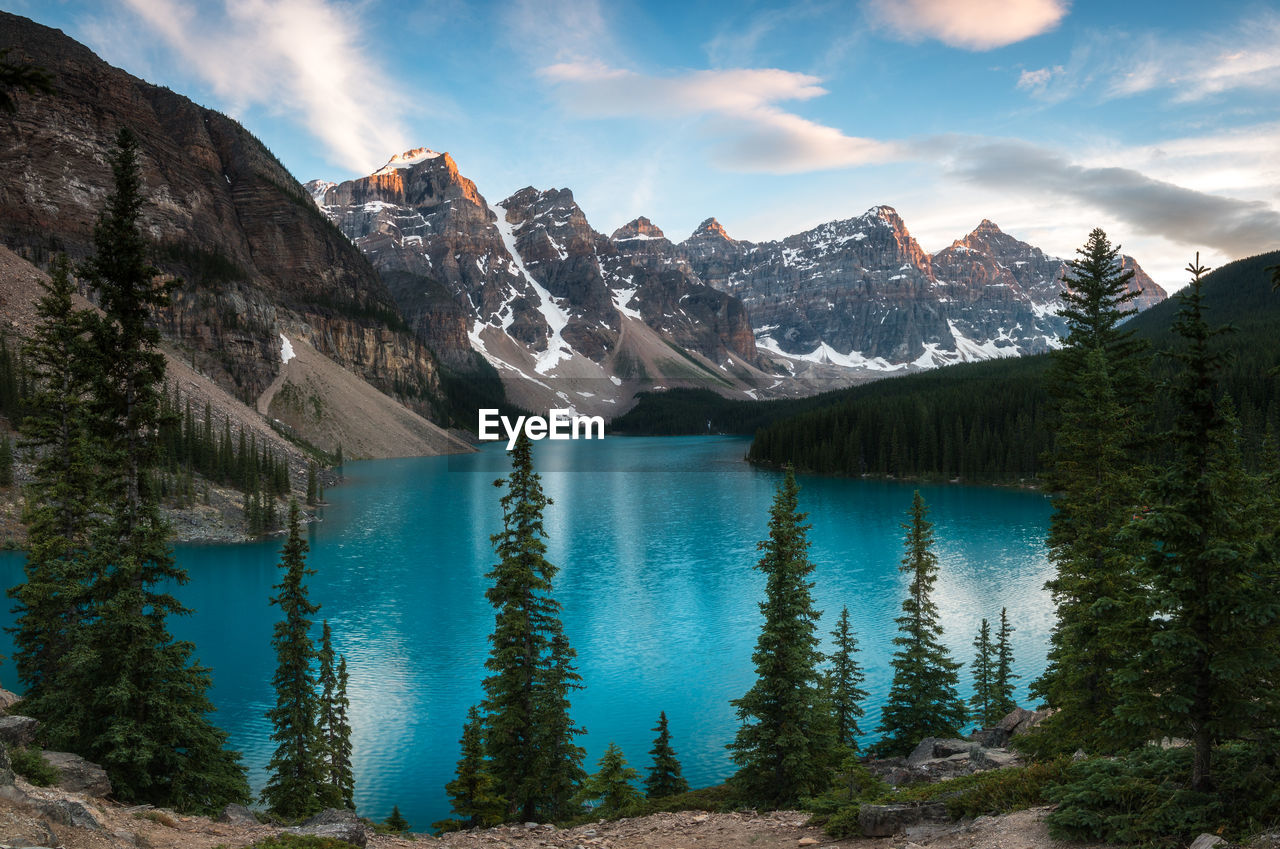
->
(0, 10, 1166, 441)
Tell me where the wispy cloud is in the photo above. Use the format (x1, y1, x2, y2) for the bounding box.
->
(867, 0, 1069, 50)
(538, 63, 900, 173)
(1018, 13, 1280, 103)
(108, 0, 413, 173)
(501, 0, 618, 63)
(929, 137, 1280, 257)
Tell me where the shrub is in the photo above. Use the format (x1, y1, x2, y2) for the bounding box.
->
(9, 747, 59, 786)
(249, 835, 357, 849)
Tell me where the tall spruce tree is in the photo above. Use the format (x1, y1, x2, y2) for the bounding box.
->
(9, 254, 98, 721)
(1115, 258, 1280, 790)
(262, 500, 324, 819)
(575, 743, 644, 819)
(481, 434, 583, 822)
(993, 608, 1018, 718)
(53, 129, 247, 811)
(825, 606, 868, 750)
(878, 492, 966, 756)
(728, 468, 835, 808)
(644, 711, 689, 798)
(443, 705, 504, 829)
(1033, 229, 1152, 753)
(316, 620, 354, 809)
(970, 618, 997, 727)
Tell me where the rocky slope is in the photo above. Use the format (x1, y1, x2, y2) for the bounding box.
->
(308, 155, 777, 415)
(0, 11, 458, 454)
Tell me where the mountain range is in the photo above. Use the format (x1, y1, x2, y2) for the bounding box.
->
(0, 9, 1166, 445)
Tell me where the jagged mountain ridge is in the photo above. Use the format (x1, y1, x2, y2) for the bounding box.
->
(675, 207, 1166, 369)
(307, 153, 769, 415)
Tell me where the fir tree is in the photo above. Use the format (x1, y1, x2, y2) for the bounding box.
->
(0, 435, 12, 487)
(55, 129, 247, 812)
(481, 434, 583, 822)
(1033, 229, 1152, 753)
(825, 606, 868, 750)
(9, 254, 99, 725)
(384, 806, 409, 834)
(970, 618, 997, 727)
(306, 462, 318, 505)
(262, 500, 324, 819)
(332, 656, 355, 808)
(878, 492, 966, 756)
(728, 468, 835, 808)
(575, 742, 644, 819)
(1115, 257, 1280, 791)
(444, 705, 505, 828)
(993, 607, 1018, 718)
(644, 711, 689, 799)
(316, 621, 353, 809)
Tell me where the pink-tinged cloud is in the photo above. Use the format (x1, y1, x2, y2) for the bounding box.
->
(538, 63, 900, 173)
(115, 0, 413, 174)
(867, 0, 1069, 50)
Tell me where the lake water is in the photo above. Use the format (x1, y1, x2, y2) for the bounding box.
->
(0, 436, 1055, 828)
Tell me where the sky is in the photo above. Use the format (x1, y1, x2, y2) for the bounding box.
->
(17, 0, 1280, 289)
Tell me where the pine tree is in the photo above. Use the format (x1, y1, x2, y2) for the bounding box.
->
(306, 462, 318, 505)
(575, 742, 644, 819)
(825, 606, 868, 750)
(728, 468, 835, 808)
(54, 129, 248, 812)
(262, 500, 324, 819)
(481, 434, 583, 822)
(332, 656, 355, 808)
(444, 705, 505, 828)
(970, 618, 997, 727)
(1115, 257, 1280, 791)
(993, 607, 1018, 718)
(316, 621, 353, 809)
(878, 492, 966, 756)
(1033, 229, 1152, 753)
(384, 806, 409, 834)
(0, 435, 13, 487)
(644, 711, 689, 799)
(8, 254, 99, 726)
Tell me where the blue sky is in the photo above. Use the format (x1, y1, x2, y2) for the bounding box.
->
(18, 0, 1280, 288)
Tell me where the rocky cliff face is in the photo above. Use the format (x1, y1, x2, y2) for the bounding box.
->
(0, 11, 441, 417)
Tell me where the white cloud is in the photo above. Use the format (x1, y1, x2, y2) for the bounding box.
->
(867, 0, 1069, 50)
(502, 0, 618, 63)
(113, 0, 413, 174)
(538, 63, 900, 173)
(1016, 65, 1064, 92)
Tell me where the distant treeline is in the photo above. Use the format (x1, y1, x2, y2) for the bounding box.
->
(616, 251, 1280, 484)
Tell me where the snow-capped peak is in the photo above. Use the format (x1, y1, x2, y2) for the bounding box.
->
(373, 147, 443, 176)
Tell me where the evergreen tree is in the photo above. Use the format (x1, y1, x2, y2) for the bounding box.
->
(8, 254, 99, 725)
(383, 806, 409, 834)
(0, 435, 12, 487)
(1033, 229, 1152, 754)
(316, 620, 353, 809)
(728, 468, 835, 808)
(261, 500, 324, 819)
(332, 656, 355, 808)
(481, 434, 583, 822)
(878, 492, 966, 756)
(993, 607, 1018, 718)
(644, 711, 689, 799)
(444, 705, 505, 828)
(0, 47, 54, 113)
(306, 462, 318, 505)
(53, 128, 247, 812)
(970, 618, 997, 727)
(1115, 258, 1280, 791)
(825, 606, 868, 750)
(575, 742, 644, 819)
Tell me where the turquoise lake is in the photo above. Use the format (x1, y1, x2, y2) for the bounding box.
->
(0, 436, 1055, 827)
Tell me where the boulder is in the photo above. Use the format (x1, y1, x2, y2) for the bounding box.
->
(973, 748, 1019, 770)
(41, 751, 111, 797)
(907, 737, 976, 766)
(1189, 835, 1223, 849)
(219, 803, 259, 825)
(0, 688, 20, 713)
(0, 741, 14, 787)
(996, 707, 1051, 737)
(39, 798, 104, 831)
(858, 803, 947, 837)
(0, 715, 39, 747)
(286, 808, 366, 847)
